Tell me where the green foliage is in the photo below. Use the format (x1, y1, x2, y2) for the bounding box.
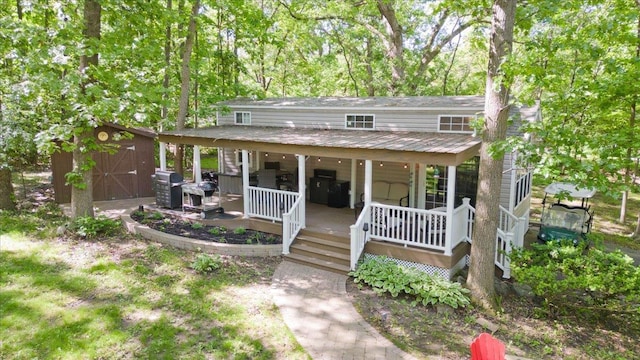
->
(69, 215, 121, 238)
(190, 222, 204, 230)
(350, 256, 471, 309)
(190, 253, 222, 274)
(510, 240, 640, 316)
(208, 227, 222, 236)
(147, 212, 164, 220)
(233, 227, 246, 235)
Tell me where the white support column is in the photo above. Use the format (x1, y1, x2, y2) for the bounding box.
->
(444, 165, 457, 256)
(364, 160, 373, 204)
(159, 142, 167, 171)
(417, 163, 426, 209)
(297, 154, 306, 229)
(350, 159, 357, 208)
(193, 145, 202, 183)
(217, 147, 224, 173)
(242, 150, 250, 219)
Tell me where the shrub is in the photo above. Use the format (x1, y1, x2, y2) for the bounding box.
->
(208, 227, 222, 236)
(233, 227, 246, 235)
(146, 211, 164, 220)
(70, 215, 121, 238)
(191, 253, 222, 273)
(509, 238, 640, 316)
(350, 256, 471, 308)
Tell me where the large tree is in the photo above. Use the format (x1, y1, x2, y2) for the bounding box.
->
(467, 0, 516, 310)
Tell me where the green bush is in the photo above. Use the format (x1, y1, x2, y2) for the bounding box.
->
(233, 227, 246, 235)
(208, 227, 222, 236)
(510, 239, 640, 315)
(70, 215, 121, 238)
(191, 253, 222, 273)
(191, 222, 204, 230)
(350, 256, 471, 308)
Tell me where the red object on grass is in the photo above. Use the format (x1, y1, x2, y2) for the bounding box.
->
(470, 333, 505, 360)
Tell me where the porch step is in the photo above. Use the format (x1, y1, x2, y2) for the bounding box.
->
(285, 232, 351, 275)
(284, 253, 351, 275)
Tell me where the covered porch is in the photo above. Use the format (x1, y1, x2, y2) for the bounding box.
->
(158, 126, 526, 278)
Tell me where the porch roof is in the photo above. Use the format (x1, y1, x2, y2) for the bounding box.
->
(159, 125, 482, 166)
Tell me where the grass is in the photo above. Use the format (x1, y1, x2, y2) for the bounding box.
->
(0, 210, 307, 359)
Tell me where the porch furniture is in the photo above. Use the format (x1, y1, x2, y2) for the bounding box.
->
(470, 333, 505, 360)
(370, 181, 409, 206)
(257, 169, 277, 189)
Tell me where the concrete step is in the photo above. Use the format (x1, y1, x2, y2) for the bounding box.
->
(290, 242, 350, 267)
(284, 253, 351, 275)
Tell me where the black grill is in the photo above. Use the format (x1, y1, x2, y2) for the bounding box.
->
(153, 171, 184, 209)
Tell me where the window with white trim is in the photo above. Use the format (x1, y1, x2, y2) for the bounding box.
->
(235, 111, 251, 125)
(345, 114, 375, 129)
(438, 115, 474, 133)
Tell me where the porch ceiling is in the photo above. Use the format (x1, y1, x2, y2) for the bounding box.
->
(159, 125, 482, 166)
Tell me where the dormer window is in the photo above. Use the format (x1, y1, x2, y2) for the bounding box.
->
(438, 115, 474, 133)
(235, 111, 251, 125)
(345, 114, 375, 129)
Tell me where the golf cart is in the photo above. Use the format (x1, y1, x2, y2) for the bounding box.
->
(537, 182, 596, 244)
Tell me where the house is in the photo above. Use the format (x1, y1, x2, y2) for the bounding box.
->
(52, 123, 156, 203)
(158, 96, 538, 278)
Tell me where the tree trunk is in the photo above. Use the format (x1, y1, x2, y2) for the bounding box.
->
(467, 0, 516, 311)
(376, 0, 404, 95)
(71, 0, 100, 219)
(0, 168, 16, 211)
(634, 212, 640, 239)
(174, 0, 199, 176)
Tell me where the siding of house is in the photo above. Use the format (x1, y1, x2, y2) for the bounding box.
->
(218, 108, 481, 133)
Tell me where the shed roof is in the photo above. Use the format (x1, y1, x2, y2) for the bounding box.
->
(159, 125, 482, 166)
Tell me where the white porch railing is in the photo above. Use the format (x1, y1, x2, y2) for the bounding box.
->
(495, 205, 522, 278)
(513, 169, 532, 208)
(282, 195, 304, 255)
(349, 203, 372, 270)
(246, 186, 298, 222)
(349, 199, 475, 270)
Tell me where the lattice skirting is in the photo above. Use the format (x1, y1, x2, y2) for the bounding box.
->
(364, 253, 468, 280)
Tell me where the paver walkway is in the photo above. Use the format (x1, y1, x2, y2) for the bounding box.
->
(271, 261, 418, 360)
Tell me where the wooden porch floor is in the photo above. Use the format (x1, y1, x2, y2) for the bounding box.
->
(213, 193, 356, 239)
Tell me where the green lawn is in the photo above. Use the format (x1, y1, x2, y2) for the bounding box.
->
(0, 212, 307, 360)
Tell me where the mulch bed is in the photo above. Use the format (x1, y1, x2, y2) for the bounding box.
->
(130, 211, 282, 245)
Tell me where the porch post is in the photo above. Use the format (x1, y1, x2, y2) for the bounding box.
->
(297, 154, 306, 229)
(242, 150, 250, 219)
(408, 163, 416, 207)
(350, 159, 357, 208)
(364, 160, 372, 203)
(417, 163, 426, 209)
(444, 165, 457, 256)
(217, 147, 224, 173)
(193, 145, 202, 183)
(159, 142, 167, 171)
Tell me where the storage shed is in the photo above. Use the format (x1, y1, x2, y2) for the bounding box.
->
(52, 123, 156, 203)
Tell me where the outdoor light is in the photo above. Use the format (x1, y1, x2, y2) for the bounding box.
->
(317, 157, 321, 162)
(363, 223, 369, 232)
(265, 153, 269, 157)
(379, 162, 384, 167)
(433, 167, 440, 179)
(403, 163, 408, 169)
(359, 161, 363, 166)
(338, 159, 342, 164)
(282, 155, 286, 159)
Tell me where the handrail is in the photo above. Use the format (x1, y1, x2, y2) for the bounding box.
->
(350, 203, 371, 270)
(495, 206, 521, 278)
(282, 195, 303, 255)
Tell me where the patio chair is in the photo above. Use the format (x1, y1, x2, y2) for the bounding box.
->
(257, 169, 277, 189)
(470, 333, 505, 360)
